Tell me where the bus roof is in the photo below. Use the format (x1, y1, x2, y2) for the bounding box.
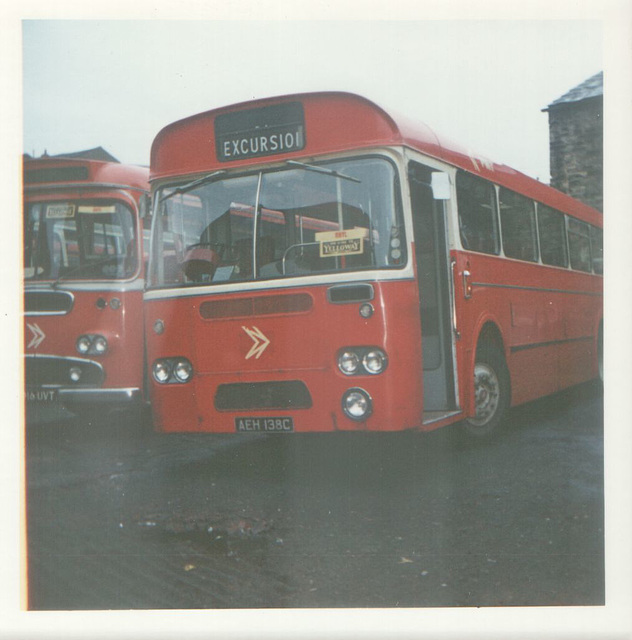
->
(24, 155, 149, 193)
(150, 91, 601, 225)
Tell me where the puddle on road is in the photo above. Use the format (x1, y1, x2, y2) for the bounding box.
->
(136, 512, 274, 557)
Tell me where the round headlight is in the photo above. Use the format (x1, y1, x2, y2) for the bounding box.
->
(338, 351, 360, 375)
(69, 366, 82, 383)
(173, 359, 193, 383)
(76, 335, 91, 354)
(93, 335, 108, 355)
(342, 388, 372, 420)
(362, 349, 387, 375)
(152, 360, 171, 384)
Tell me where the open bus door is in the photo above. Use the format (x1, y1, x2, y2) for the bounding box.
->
(408, 161, 458, 419)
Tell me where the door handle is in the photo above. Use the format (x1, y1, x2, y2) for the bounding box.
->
(450, 259, 460, 340)
(463, 269, 472, 299)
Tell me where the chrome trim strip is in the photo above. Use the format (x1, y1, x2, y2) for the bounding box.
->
(422, 410, 463, 426)
(24, 353, 105, 369)
(144, 268, 415, 301)
(471, 281, 603, 297)
(510, 336, 593, 353)
(24, 182, 148, 194)
(24, 280, 145, 293)
(57, 387, 141, 404)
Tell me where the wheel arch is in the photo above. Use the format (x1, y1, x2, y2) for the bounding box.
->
(467, 315, 512, 412)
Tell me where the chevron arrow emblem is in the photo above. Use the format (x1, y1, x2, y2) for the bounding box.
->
(242, 325, 270, 360)
(27, 323, 46, 349)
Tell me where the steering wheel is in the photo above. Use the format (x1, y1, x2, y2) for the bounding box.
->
(185, 241, 226, 258)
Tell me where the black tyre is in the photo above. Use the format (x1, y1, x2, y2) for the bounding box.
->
(462, 342, 510, 439)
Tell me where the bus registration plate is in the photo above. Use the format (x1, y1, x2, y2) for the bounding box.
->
(235, 417, 294, 433)
(25, 388, 57, 403)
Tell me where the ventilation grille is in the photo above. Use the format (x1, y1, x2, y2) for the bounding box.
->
(24, 290, 74, 315)
(200, 293, 312, 320)
(215, 381, 312, 411)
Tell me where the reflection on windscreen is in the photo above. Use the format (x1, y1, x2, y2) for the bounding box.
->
(23, 201, 137, 281)
(149, 157, 405, 287)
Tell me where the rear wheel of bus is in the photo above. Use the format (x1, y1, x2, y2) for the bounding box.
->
(462, 341, 510, 440)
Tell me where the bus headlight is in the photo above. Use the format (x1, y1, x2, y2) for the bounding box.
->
(337, 347, 388, 376)
(173, 359, 193, 383)
(152, 360, 171, 384)
(338, 351, 360, 375)
(76, 334, 108, 356)
(152, 357, 194, 384)
(76, 335, 91, 354)
(93, 336, 108, 355)
(342, 388, 372, 421)
(362, 349, 387, 375)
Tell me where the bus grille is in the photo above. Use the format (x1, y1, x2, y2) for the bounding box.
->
(200, 293, 312, 319)
(24, 290, 74, 315)
(214, 381, 312, 411)
(25, 355, 104, 387)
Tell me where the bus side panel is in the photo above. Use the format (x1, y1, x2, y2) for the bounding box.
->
(557, 272, 602, 389)
(454, 251, 601, 411)
(455, 252, 557, 409)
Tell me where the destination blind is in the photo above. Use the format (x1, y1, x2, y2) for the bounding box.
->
(215, 102, 306, 162)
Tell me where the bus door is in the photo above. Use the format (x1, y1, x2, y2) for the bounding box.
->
(408, 161, 457, 415)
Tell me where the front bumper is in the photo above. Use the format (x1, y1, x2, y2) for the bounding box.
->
(25, 386, 142, 406)
(25, 354, 141, 408)
(58, 387, 142, 406)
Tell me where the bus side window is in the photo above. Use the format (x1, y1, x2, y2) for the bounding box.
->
(538, 204, 568, 268)
(498, 188, 538, 262)
(567, 218, 592, 272)
(455, 171, 500, 254)
(590, 225, 603, 274)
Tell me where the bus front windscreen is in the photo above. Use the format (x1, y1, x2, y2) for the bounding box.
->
(24, 201, 137, 282)
(149, 157, 405, 288)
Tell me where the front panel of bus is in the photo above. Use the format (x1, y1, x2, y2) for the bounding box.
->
(24, 191, 145, 411)
(145, 153, 427, 433)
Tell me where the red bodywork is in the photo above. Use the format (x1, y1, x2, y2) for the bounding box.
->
(147, 92, 602, 433)
(24, 157, 149, 411)
(146, 281, 424, 433)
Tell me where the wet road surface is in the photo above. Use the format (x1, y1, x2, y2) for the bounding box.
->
(25, 381, 604, 609)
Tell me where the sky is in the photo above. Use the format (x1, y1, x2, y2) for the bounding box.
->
(21, 20, 603, 182)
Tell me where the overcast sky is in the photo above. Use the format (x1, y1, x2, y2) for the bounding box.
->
(22, 20, 602, 183)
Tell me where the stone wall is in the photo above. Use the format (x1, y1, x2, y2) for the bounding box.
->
(548, 96, 603, 212)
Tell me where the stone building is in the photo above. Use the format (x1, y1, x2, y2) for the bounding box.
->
(543, 71, 603, 212)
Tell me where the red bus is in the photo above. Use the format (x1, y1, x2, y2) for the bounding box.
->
(145, 92, 603, 437)
(23, 153, 150, 417)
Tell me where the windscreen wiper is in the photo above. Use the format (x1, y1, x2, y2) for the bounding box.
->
(52, 253, 122, 288)
(160, 170, 226, 202)
(285, 160, 361, 184)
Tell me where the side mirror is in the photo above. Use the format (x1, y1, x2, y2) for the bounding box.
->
(431, 172, 451, 200)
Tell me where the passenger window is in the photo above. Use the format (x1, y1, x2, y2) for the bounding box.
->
(567, 218, 592, 272)
(589, 225, 603, 274)
(498, 188, 538, 262)
(537, 204, 568, 268)
(455, 171, 500, 254)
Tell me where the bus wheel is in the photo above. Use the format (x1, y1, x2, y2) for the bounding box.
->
(462, 343, 510, 439)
